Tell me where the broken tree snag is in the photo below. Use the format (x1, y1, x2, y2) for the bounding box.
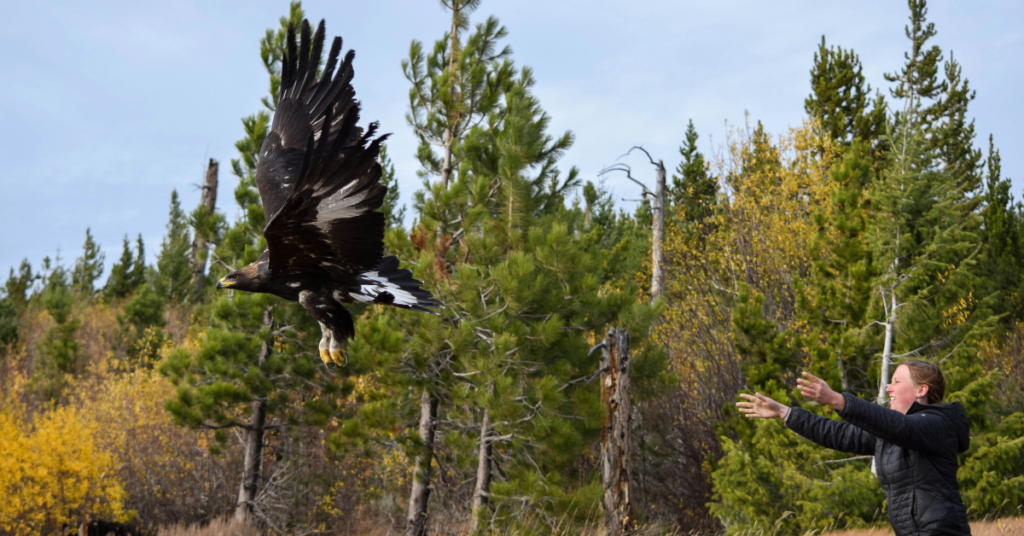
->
(651, 159, 666, 303)
(601, 328, 635, 534)
(189, 158, 219, 300)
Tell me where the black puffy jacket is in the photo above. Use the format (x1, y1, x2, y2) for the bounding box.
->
(786, 393, 971, 536)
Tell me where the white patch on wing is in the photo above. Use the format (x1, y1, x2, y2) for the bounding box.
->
(288, 281, 301, 288)
(351, 271, 418, 306)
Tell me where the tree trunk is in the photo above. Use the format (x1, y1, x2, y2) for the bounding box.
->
(601, 329, 635, 535)
(406, 389, 438, 536)
(440, 2, 460, 191)
(470, 408, 492, 534)
(234, 306, 272, 522)
(837, 351, 851, 393)
(190, 158, 218, 300)
(651, 160, 666, 302)
(877, 294, 897, 405)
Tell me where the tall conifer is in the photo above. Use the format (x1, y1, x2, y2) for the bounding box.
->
(161, 3, 350, 522)
(805, 37, 886, 149)
(670, 120, 717, 228)
(154, 190, 194, 303)
(71, 228, 104, 296)
(105, 236, 137, 299)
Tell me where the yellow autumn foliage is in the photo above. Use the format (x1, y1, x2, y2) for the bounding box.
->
(659, 118, 840, 421)
(0, 398, 130, 535)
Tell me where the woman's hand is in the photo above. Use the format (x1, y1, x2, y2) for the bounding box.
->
(796, 372, 845, 411)
(737, 392, 789, 420)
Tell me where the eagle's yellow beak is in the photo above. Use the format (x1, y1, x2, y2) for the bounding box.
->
(217, 277, 233, 289)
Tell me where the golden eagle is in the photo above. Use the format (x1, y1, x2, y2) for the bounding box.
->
(217, 19, 438, 366)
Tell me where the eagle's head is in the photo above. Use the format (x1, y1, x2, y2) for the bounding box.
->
(217, 263, 260, 292)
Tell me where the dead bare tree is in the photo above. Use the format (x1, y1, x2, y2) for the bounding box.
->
(189, 158, 218, 301)
(599, 329, 635, 535)
(599, 147, 667, 303)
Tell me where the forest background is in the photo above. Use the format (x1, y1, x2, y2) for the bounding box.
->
(1, 1, 1023, 535)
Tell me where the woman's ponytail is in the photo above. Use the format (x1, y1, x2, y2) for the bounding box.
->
(901, 359, 946, 404)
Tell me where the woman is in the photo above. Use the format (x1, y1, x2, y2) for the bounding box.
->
(737, 360, 972, 536)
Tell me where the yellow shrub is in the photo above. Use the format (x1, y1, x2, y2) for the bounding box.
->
(0, 403, 129, 535)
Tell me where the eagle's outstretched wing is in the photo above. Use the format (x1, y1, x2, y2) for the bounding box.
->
(255, 19, 387, 279)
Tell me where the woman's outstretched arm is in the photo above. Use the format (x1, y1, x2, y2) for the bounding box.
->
(797, 372, 947, 454)
(736, 392, 876, 455)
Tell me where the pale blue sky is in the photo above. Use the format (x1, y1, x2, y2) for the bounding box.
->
(1, 1, 1021, 281)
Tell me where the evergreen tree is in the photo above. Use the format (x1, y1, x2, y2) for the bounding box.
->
(161, 3, 352, 522)
(710, 285, 884, 535)
(0, 294, 15, 346)
(333, 12, 663, 533)
(670, 120, 717, 229)
(4, 259, 39, 312)
(870, 0, 994, 414)
(801, 142, 879, 395)
(932, 55, 981, 182)
(979, 136, 1023, 319)
(403, 0, 514, 194)
(131, 234, 147, 290)
(883, 0, 945, 135)
(105, 236, 139, 299)
(805, 36, 887, 150)
(71, 228, 104, 296)
(154, 190, 194, 303)
(116, 282, 168, 367)
(31, 260, 84, 402)
(378, 144, 406, 230)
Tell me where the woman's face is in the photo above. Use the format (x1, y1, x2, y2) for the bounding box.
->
(886, 364, 927, 414)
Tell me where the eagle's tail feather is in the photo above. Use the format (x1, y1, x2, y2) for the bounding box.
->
(350, 256, 440, 313)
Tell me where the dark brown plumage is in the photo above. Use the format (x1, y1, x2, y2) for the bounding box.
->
(217, 19, 438, 366)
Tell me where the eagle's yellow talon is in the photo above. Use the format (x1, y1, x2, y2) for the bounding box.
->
(330, 349, 346, 366)
(319, 348, 332, 365)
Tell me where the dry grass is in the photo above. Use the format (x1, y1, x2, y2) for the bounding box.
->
(824, 517, 1024, 536)
(156, 516, 263, 536)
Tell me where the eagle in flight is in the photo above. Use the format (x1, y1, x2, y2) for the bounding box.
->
(216, 19, 438, 366)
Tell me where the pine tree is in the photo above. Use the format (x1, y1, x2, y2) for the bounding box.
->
(154, 190, 194, 303)
(670, 120, 717, 230)
(805, 36, 887, 149)
(870, 0, 995, 411)
(31, 259, 84, 402)
(883, 0, 945, 135)
(333, 14, 663, 534)
(161, 3, 352, 522)
(800, 142, 879, 395)
(378, 144, 406, 230)
(979, 136, 1023, 319)
(131, 234, 147, 290)
(4, 259, 39, 312)
(105, 236, 135, 299)
(71, 228, 104, 296)
(402, 0, 514, 193)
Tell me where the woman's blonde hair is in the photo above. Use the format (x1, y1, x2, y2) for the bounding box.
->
(900, 359, 946, 404)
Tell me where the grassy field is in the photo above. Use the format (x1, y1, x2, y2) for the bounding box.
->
(823, 518, 1024, 536)
(155, 516, 1024, 536)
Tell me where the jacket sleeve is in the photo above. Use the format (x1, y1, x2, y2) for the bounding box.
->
(836, 393, 946, 454)
(785, 406, 876, 456)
